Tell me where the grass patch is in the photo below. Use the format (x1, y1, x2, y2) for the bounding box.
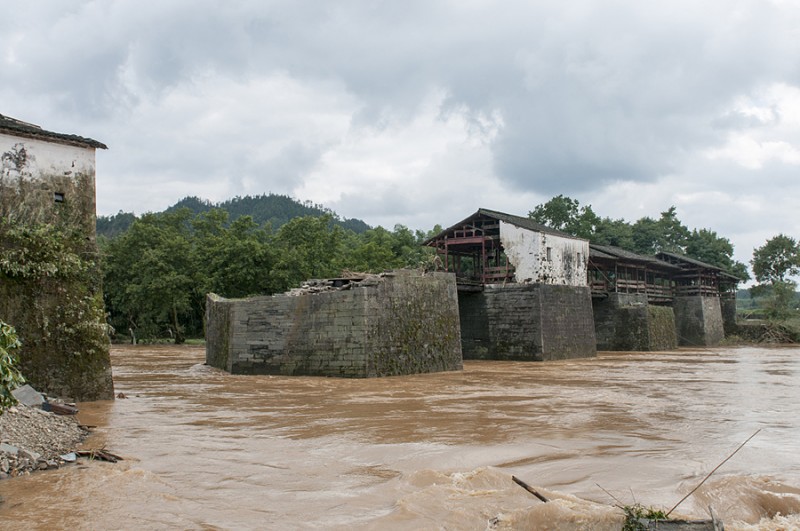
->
(621, 504, 669, 531)
(184, 338, 206, 346)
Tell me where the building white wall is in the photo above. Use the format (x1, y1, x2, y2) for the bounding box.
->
(499, 221, 588, 286)
(1, 132, 96, 180)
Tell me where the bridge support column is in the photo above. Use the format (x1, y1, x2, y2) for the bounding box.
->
(592, 293, 677, 351)
(673, 295, 724, 347)
(458, 284, 596, 361)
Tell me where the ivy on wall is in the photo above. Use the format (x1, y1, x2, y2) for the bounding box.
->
(0, 319, 26, 414)
(0, 216, 113, 400)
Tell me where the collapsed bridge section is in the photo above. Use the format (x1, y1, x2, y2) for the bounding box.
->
(205, 270, 463, 377)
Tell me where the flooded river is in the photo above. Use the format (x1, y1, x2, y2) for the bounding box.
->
(2, 345, 800, 530)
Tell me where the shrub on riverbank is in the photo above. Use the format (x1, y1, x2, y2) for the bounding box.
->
(0, 320, 25, 414)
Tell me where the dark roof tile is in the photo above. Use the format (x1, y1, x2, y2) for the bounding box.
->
(0, 113, 107, 150)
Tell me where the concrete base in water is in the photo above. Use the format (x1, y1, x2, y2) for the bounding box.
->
(205, 270, 463, 377)
(458, 284, 596, 361)
(592, 293, 678, 351)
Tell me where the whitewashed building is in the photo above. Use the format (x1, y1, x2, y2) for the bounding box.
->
(425, 208, 589, 287)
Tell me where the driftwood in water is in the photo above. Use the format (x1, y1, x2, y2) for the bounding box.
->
(42, 401, 79, 415)
(511, 476, 548, 503)
(76, 449, 123, 463)
(636, 518, 722, 530)
(666, 429, 760, 517)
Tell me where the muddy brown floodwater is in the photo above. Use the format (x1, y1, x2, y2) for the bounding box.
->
(2, 345, 800, 530)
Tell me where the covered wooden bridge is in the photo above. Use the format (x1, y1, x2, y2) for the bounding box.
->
(589, 244, 740, 303)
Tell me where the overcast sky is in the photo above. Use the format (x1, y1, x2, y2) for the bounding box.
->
(3, 1, 800, 274)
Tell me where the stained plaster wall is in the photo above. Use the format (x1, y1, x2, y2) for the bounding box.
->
(458, 284, 596, 361)
(1, 133, 97, 238)
(0, 133, 113, 400)
(206, 270, 463, 377)
(499, 222, 588, 286)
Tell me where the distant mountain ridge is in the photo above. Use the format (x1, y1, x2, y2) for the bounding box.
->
(96, 194, 371, 238)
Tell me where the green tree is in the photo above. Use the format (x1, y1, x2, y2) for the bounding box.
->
(340, 226, 397, 272)
(762, 281, 798, 320)
(0, 320, 25, 414)
(102, 209, 195, 342)
(193, 211, 277, 298)
(632, 206, 689, 255)
(751, 234, 800, 320)
(751, 234, 800, 284)
(391, 224, 433, 268)
(528, 195, 599, 239)
(271, 214, 344, 288)
(592, 217, 635, 249)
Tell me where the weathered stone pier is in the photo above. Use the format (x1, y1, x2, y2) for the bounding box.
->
(206, 270, 463, 377)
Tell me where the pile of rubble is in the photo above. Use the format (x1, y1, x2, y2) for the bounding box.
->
(0, 385, 88, 479)
(284, 272, 385, 296)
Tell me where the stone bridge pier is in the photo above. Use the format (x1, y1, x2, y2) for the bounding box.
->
(673, 295, 725, 347)
(458, 284, 596, 361)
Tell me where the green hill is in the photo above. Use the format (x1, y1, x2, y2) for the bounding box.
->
(97, 194, 370, 238)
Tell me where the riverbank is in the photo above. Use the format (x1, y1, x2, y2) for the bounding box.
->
(0, 405, 88, 480)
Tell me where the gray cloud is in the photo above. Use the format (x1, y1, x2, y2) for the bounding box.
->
(2, 0, 800, 269)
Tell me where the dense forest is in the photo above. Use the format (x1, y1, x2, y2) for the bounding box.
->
(98, 193, 799, 343)
(99, 205, 435, 343)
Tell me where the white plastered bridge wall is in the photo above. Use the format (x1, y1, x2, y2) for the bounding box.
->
(499, 221, 588, 286)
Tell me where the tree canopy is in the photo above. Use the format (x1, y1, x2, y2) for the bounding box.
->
(751, 234, 800, 284)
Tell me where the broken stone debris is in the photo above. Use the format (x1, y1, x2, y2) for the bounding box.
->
(284, 272, 386, 296)
(10, 384, 45, 408)
(1, 384, 118, 479)
(12, 384, 79, 415)
(0, 403, 88, 478)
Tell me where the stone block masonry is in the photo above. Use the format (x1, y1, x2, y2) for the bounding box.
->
(458, 284, 596, 361)
(592, 293, 677, 351)
(673, 295, 724, 347)
(720, 297, 737, 336)
(206, 270, 463, 377)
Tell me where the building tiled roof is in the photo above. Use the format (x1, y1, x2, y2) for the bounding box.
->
(591, 244, 655, 262)
(476, 208, 584, 240)
(656, 251, 742, 281)
(590, 244, 682, 271)
(424, 208, 585, 245)
(587, 246, 619, 260)
(0, 113, 107, 150)
(655, 251, 721, 271)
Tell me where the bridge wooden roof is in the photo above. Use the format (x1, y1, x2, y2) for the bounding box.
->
(424, 208, 583, 247)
